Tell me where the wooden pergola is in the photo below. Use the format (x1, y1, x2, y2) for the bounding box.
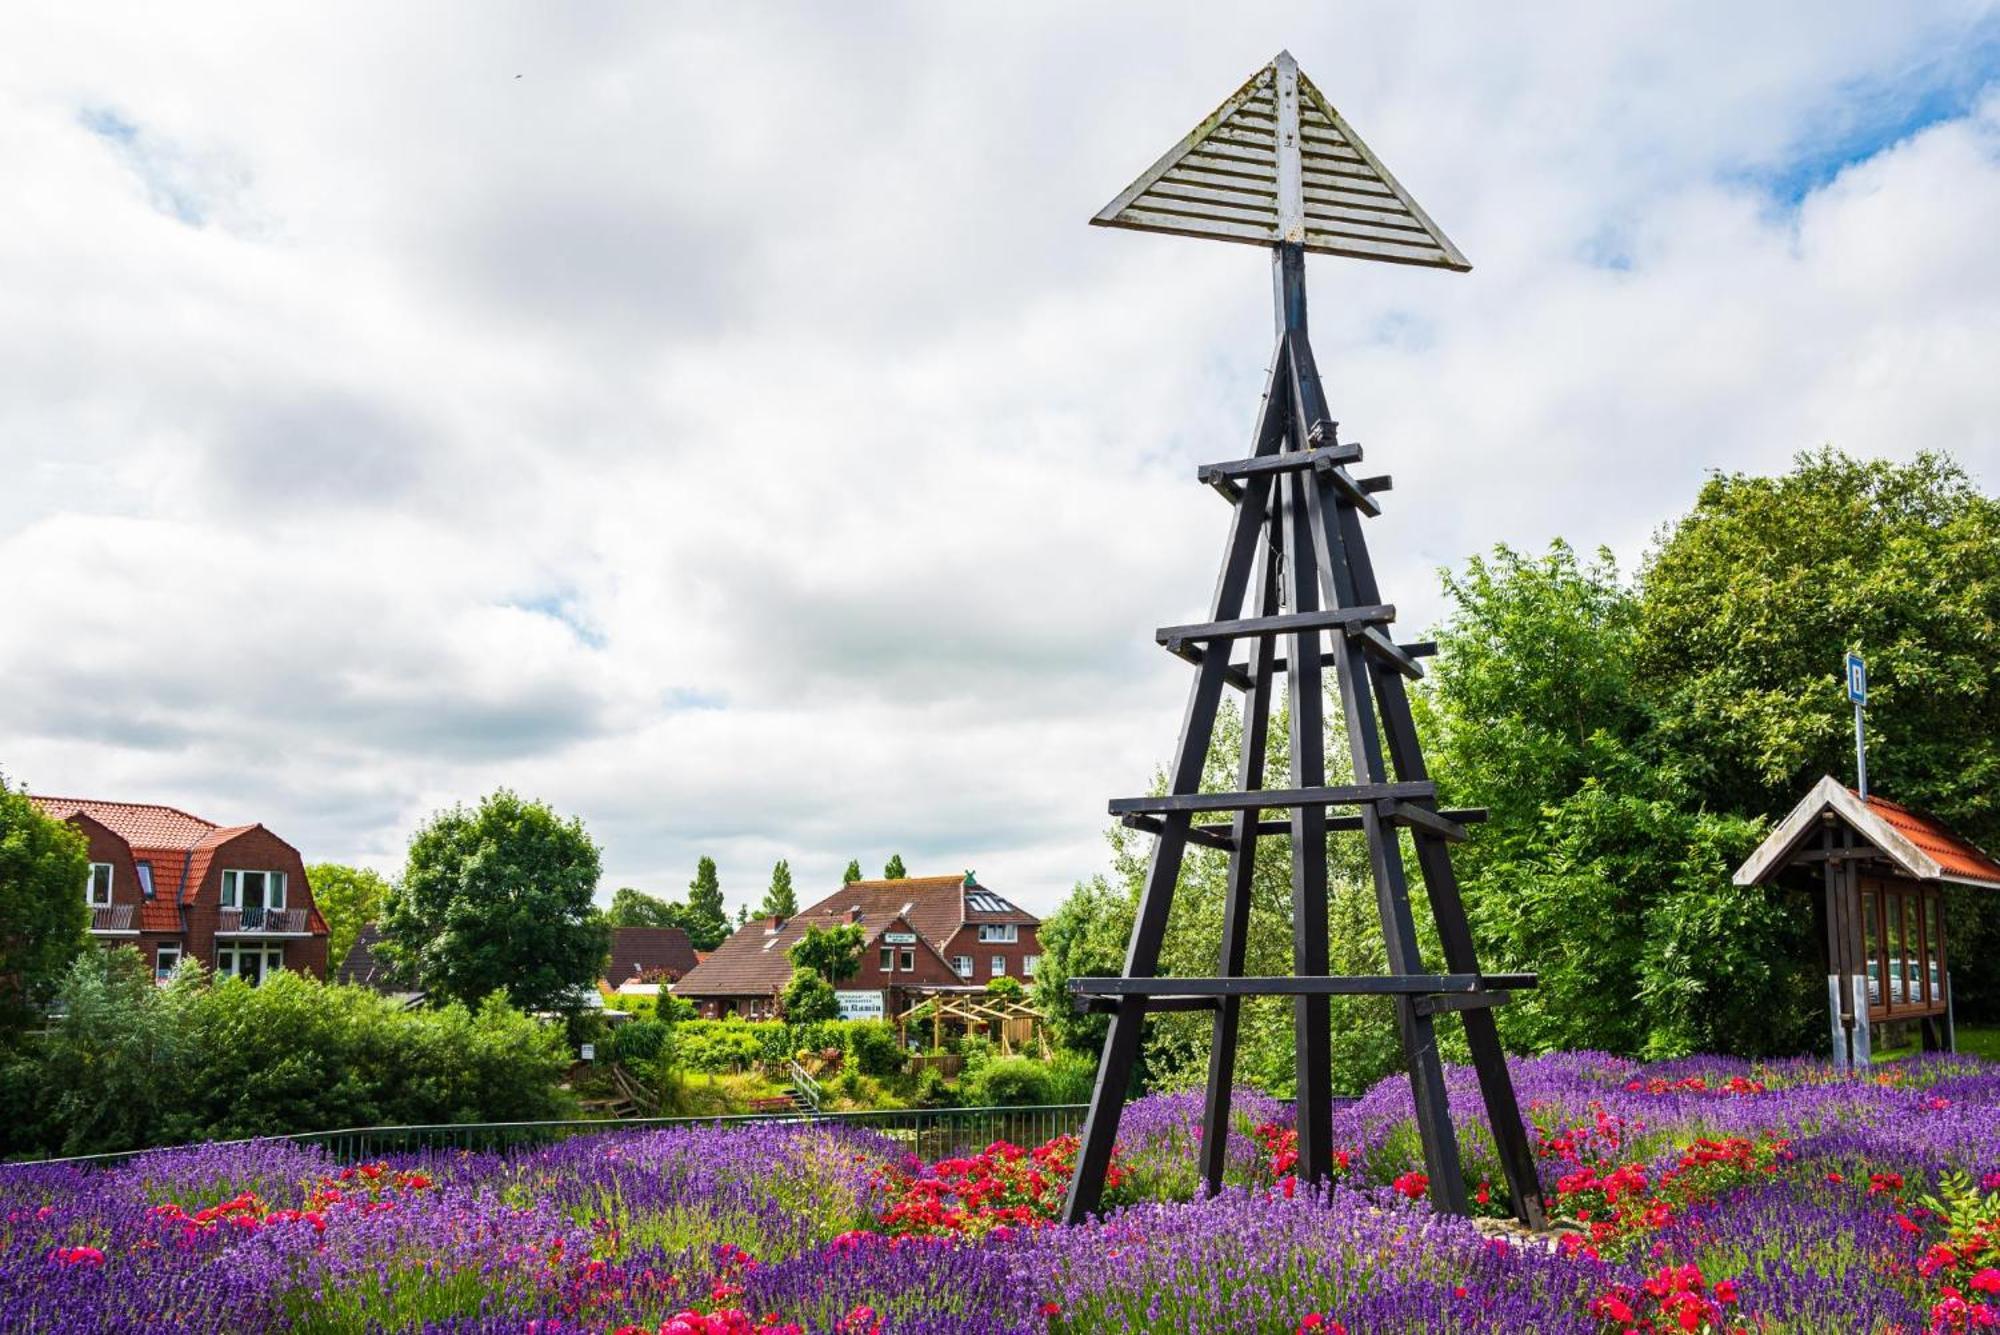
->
(893, 988, 1047, 1057)
(1735, 775, 2000, 1066)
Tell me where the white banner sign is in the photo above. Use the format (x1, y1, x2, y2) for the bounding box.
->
(836, 990, 885, 1021)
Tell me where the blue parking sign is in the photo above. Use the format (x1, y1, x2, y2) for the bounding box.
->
(1846, 652, 1867, 705)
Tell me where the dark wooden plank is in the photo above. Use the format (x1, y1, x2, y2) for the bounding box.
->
(1351, 623, 1423, 678)
(1387, 800, 1468, 844)
(1109, 780, 1435, 816)
(1157, 603, 1394, 647)
(1203, 534, 1281, 1196)
(1119, 812, 1234, 852)
(1197, 440, 1360, 485)
(1080, 994, 1219, 1014)
(1414, 990, 1512, 1018)
(1191, 808, 1486, 841)
(1357, 475, 1392, 494)
(1071, 973, 1492, 997)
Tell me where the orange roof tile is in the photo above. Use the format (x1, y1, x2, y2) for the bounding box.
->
(1860, 793, 2000, 887)
(139, 903, 183, 934)
(30, 797, 216, 847)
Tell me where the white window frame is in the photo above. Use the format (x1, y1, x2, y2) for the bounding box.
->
(990, 955, 1006, 976)
(953, 955, 973, 977)
(221, 869, 287, 911)
(215, 942, 286, 985)
(154, 945, 182, 980)
(977, 923, 1018, 944)
(879, 947, 894, 972)
(1022, 954, 1040, 976)
(898, 948, 915, 972)
(87, 863, 114, 907)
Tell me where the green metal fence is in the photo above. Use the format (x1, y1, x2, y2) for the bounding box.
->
(5, 1104, 1092, 1172)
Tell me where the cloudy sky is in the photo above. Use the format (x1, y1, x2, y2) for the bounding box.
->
(4, 4, 1999, 917)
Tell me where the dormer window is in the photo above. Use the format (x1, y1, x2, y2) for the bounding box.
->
(87, 863, 113, 907)
(221, 869, 286, 911)
(977, 923, 1018, 944)
(135, 861, 155, 898)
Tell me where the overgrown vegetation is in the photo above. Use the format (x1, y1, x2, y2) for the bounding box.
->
(0, 949, 575, 1159)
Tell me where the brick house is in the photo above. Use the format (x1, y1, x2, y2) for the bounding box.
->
(673, 873, 1040, 1020)
(32, 796, 329, 983)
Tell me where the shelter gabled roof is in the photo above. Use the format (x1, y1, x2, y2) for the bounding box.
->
(1732, 775, 2000, 891)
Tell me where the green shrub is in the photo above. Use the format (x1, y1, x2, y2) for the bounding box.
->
(965, 1055, 1052, 1107)
(3, 949, 575, 1158)
(844, 1020, 902, 1077)
(610, 1018, 671, 1065)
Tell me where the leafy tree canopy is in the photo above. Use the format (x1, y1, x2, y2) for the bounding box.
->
(0, 776, 90, 1036)
(761, 859, 798, 919)
(679, 856, 732, 952)
(307, 862, 391, 974)
(788, 922, 864, 982)
(842, 859, 863, 886)
(607, 886, 679, 930)
(378, 789, 609, 1013)
(883, 853, 907, 880)
(780, 966, 838, 1024)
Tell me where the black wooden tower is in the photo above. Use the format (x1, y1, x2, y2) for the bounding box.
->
(1062, 52, 1547, 1228)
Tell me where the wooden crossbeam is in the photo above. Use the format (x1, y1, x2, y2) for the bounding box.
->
(1414, 990, 1512, 1018)
(1350, 623, 1423, 678)
(1073, 973, 1494, 997)
(1186, 807, 1487, 842)
(1197, 441, 1361, 487)
(1079, 994, 1220, 1014)
(1119, 812, 1236, 851)
(1385, 800, 1469, 844)
(1206, 469, 1392, 506)
(1328, 464, 1383, 516)
(1158, 604, 1393, 648)
(1357, 475, 1392, 494)
(1169, 638, 1434, 690)
(1110, 780, 1434, 816)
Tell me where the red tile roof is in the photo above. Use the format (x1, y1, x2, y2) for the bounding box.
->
(32, 796, 216, 847)
(1860, 793, 2000, 887)
(675, 876, 1034, 999)
(604, 927, 699, 983)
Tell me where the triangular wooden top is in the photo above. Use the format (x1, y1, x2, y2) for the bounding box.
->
(1093, 51, 1469, 272)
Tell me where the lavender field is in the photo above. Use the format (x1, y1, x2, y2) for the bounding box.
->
(4, 1052, 1999, 1333)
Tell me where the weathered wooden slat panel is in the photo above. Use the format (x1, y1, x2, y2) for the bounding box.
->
(1302, 199, 1431, 233)
(1185, 142, 1276, 171)
(1302, 167, 1393, 195)
(1144, 179, 1283, 216)
(1305, 215, 1448, 248)
(1134, 191, 1278, 228)
(1103, 208, 1276, 246)
(1169, 166, 1281, 198)
(1303, 182, 1412, 211)
(1302, 230, 1452, 265)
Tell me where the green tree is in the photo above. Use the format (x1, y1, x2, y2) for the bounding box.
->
(1637, 449, 2000, 1016)
(308, 862, 391, 973)
(842, 859, 863, 886)
(788, 922, 864, 982)
(761, 859, 798, 919)
(883, 853, 907, 880)
(0, 777, 90, 1036)
(679, 856, 731, 951)
(1031, 875, 1134, 1056)
(780, 966, 838, 1023)
(607, 886, 679, 929)
(378, 789, 609, 1012)
(1419, 542, 1811, 1058)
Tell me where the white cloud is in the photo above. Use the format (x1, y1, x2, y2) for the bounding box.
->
(2, 3, 1998, 915)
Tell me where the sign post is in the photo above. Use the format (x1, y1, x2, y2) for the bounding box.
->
(1847, 652, 1868, 799)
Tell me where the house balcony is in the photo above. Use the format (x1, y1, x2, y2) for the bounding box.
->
(89, 904, 138, 935)
(217, 907, 312, 937)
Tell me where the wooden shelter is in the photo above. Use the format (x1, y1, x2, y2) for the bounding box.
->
(1734, 775, 2000, 1066)
(1060, 53, 1544, 1230)
(893, 987, 1047, 1058)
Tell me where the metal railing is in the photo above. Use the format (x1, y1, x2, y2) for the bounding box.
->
(4, 1104, 1092, 1172)
(218, 907, 309, 934)
(89, 904, 136, 933)
(786, 1058, 823, 1111)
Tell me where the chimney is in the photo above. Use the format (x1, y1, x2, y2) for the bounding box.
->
(847, 907, 863, 924)
(766, 915, 785, 931)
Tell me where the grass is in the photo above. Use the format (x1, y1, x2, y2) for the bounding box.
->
(1875, 1021, 2000, 1063)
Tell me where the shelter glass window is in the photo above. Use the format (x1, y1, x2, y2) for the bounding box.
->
(1925, 894, 1944, 1007)
(1862, 889, 1881, 1007)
